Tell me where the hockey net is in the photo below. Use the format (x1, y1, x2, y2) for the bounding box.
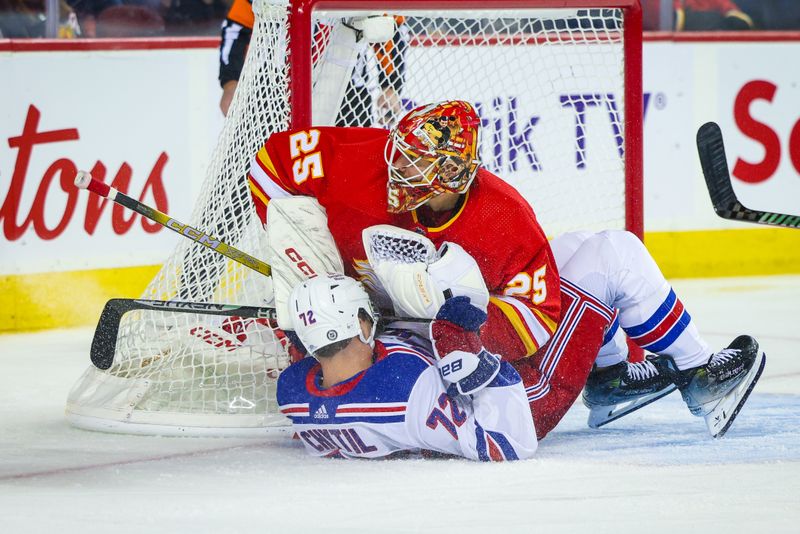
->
(66, 0, 642, 436)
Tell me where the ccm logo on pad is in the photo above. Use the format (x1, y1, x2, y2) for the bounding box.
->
(285, 248, 316, 277)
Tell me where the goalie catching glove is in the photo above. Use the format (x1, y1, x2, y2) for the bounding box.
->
(363, 224, 489, 319)
(431, 296, 501, 397)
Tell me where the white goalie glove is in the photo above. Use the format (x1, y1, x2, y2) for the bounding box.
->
(363, 225, 489, 319)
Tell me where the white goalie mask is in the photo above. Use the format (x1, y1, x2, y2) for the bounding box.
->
(289, 274, 379, 358)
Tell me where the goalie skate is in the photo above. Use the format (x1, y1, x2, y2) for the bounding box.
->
(583, 355, 679, 428)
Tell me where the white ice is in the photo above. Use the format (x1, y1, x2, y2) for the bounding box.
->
(1, 276, 799, 534)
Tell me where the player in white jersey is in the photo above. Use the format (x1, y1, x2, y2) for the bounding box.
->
(276, 274, 538, 461)
(549, 229, 766, 437)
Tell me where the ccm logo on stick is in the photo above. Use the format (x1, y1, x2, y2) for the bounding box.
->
(285, 248, 316, 277)
(166, 219, 221, 248)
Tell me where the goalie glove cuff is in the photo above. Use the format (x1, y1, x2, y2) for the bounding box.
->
(374, 260, 446, 319)
(428, 242, 490, 313)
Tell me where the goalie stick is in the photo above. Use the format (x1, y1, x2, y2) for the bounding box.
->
(91, 298, 429, 370)
(697, 122, 800, 229)
(74, 171, 272, 276)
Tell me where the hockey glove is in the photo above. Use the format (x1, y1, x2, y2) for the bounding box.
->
(430, 296, 486, 356)
(437, 349, 502, 397)
(363, 225, 489, 319)
(431, 296, 500, 396)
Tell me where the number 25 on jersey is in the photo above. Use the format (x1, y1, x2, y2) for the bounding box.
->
(504, 266, 547, 304)
(289, 130, 325, 184)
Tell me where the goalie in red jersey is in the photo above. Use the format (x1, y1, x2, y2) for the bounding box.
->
(249, 101, 764, 440)
(249, 101, 560, 364)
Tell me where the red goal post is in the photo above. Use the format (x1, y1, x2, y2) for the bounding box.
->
(288, 0, 643, 237)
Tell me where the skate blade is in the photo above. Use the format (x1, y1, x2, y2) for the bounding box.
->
(587, 384, 678, 429)
(705, 351, 766, 439)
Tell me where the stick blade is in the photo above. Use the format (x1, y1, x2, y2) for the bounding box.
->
(90, 299, 134, 370)
(697, 122, 800, 228)
(87, 298, 282, 370)
(696, 122, 740, 217)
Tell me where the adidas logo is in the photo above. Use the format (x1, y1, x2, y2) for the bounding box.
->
(313, 404, 330, 419)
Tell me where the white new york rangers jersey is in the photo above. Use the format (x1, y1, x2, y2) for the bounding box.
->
(276, 329, 538, 461)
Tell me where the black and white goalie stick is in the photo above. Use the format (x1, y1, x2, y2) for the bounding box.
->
(697, 122, 800, 229)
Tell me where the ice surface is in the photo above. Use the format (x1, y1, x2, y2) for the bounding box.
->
(1, 276, 798, 534)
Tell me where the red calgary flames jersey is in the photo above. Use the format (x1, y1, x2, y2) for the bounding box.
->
(248, 127, 560, 360)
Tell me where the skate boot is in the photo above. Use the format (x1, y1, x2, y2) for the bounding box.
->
(583, 355, 679, 428)
(678, 335, 766, 438)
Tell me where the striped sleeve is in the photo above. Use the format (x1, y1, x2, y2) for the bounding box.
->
(218, 0, 254, 86)
(488, 294, 558, 356)
(482, 240, 561, 361)
(247, 135, 301, 224)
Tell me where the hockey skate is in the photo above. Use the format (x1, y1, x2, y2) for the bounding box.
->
(583, 355, 679, 428)
(678, 335, 766, 439)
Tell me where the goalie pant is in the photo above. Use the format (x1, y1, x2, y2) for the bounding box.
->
(515, 277, 614, 439)
(276, 330, 538, 461)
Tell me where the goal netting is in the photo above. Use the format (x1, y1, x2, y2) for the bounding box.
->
(66, 0, 643, 436)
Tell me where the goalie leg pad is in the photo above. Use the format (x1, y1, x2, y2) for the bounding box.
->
(266, 197, 344, 329)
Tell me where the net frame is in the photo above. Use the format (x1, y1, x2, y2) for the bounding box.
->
(66, 0, 644, 436)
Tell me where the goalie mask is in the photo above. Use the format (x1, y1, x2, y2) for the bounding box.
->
(384, 100, 482, 213)
(289, 274, 379, 358)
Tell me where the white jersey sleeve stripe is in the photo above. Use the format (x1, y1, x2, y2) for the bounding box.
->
(250, 155, 293, 200)
(384, 345, 437, 365)
(281, 403, 310, 416)
(336, 404, 407, 418)
(494, 295, 554, 349)
(337, 403, 407, 412)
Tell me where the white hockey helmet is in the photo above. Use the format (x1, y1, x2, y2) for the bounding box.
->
(289, 274, 379, 358)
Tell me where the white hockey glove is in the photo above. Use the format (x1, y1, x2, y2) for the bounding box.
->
(438, 350, 502, 397)
(428, 242, 489, 311)
(363, 225, 489, 319)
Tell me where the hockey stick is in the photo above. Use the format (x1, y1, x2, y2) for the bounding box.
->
(91, 298, 429, 370)
(696, 122, 800, 229)
(90, 298, 278, 370)
(74, 171, 272, 275)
